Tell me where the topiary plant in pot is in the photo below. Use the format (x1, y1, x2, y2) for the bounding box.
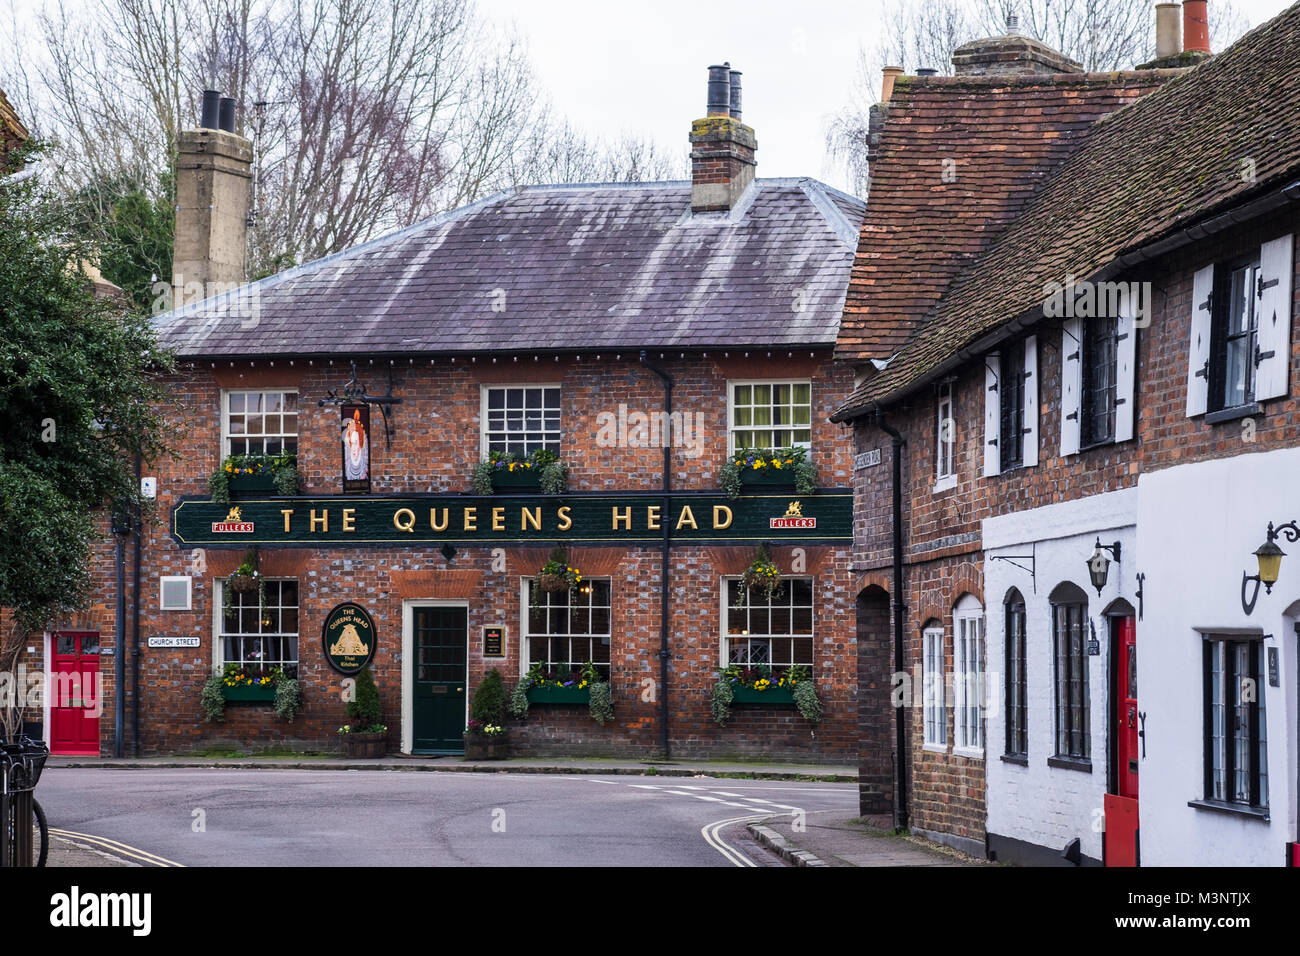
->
(464, 669, 510, 759)
(340, 666, 386, 757)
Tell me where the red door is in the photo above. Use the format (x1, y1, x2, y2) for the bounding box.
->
(1105, 616, 1139, 866)
(49, 632, 101, 756)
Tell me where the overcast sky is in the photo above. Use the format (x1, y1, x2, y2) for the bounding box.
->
(482, 0, 1295, 194)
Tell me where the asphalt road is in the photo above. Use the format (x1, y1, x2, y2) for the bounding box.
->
(36, 769, 857, 867)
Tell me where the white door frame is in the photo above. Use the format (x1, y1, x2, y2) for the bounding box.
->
(401, 599, 469, 755)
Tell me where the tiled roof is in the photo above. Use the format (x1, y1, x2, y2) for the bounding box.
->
(835, 3, 1300, 419)
(156, 178, 865, 358)
(834, 72, 1169, 364)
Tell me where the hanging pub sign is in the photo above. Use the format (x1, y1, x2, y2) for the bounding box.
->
(483, 625, 505, 658)
(341, 404, 371, 494)
(323, 601, 377, 675)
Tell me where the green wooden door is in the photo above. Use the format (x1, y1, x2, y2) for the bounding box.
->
(412, 606, 468, 753)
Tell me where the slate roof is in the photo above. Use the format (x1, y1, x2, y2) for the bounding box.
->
(834, 2, 1300, 420)
(156, 178, 865, 358)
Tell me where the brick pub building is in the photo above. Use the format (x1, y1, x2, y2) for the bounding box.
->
(33, 67, 869, 762)
(836, 2, 1300, 865)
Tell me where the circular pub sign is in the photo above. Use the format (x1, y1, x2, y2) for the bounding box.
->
(322, 602, 377, 675)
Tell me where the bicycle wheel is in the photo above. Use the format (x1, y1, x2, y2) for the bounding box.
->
(32, 799, 48, 867)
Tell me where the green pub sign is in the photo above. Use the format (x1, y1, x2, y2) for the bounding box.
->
(323, 602, 377, 676)
(175, 493, 852, 547)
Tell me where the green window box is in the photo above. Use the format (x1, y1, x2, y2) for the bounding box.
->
(738, 470, 797, 489)
(490, 469, 543, 491)
(221, 683, 278, 703)
(526, 684, 591, 704)
(729, 685, 796, 705)
(227, 473, 278, 495)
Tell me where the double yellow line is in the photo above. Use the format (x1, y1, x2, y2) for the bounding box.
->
(49, 828, 184, 868)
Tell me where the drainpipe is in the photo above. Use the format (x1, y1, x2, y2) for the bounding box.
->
(640, 351, 673, 760)
(876, 408, 909, 830)
(111, 501, 129, 759)
(131, 455, 143, 757)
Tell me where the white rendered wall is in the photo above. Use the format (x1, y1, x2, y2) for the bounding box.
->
(1137, 448, 1299, 866)
(983, 488, 1138, 862)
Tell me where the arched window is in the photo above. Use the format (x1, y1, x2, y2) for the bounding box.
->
(952, 594, 984, 755)
(1049, 582, 1091, 762)
(1004, 589, 1027, 758)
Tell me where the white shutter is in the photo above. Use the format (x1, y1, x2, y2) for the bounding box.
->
(1255, 233, 1294, 401)
(1115, 287, 1137, 442)
(1186, 264, 1214, 417)
(1060, 317, 1082, 456)
(1023, 335, 1039, 467)
(984, 353, 1001, 477)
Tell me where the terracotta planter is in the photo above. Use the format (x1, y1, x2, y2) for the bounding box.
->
(463, 734, 510, 760)
(343, 731, 386, 758)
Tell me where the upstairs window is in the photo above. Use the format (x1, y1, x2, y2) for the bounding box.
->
(1186, 234, 1293, 417)
(935, 381, 955, 489)
(1214, 259, 1262, 411)
(224, 391, 298, 456)
(1081, 315, 1118, 448)
(483, 386, 561, 457)
(730, 382, 812, 451)
(983, 337, 1038, 477)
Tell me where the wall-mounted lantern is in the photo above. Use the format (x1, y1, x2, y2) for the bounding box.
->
(1241, 520, 1299, 615)
(1087, 538, 1121, 595)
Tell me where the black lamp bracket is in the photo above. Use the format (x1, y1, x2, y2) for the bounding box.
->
(319, 360, 403, 449)
(1241, 519, 1300, 615)
(1093, 538, 1121, 563)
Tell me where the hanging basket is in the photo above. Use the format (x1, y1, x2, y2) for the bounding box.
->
(537, 573, 571, 593)
(229, 574, 261, 593)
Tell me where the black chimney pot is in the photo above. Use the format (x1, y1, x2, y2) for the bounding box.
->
(218, 97, 236, 133)
(728, 68, 742, 121)
(200, 89, 221, 130)
(706, 63, 731, 115)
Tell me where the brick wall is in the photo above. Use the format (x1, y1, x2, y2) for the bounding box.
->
(60, 350, 860, 761)
(846, 204, 1299, 852)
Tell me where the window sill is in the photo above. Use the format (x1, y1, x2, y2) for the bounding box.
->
(1000, 753, 1029, 766)
(1187, 798, 1269, 822)
(953, 746, 984, 760)
(932, 475, 957, 494)
(1203, 403, 1263, 425)
(921, 742, 949, 754)
(1047, 755, 1092, 773)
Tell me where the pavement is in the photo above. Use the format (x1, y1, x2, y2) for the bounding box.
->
(45, 753, 856, 781)
(747, 813, 985, 867)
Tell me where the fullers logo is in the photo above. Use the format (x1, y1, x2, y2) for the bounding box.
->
(211, 505, 254, 534)
(770, 501, 815, 530)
